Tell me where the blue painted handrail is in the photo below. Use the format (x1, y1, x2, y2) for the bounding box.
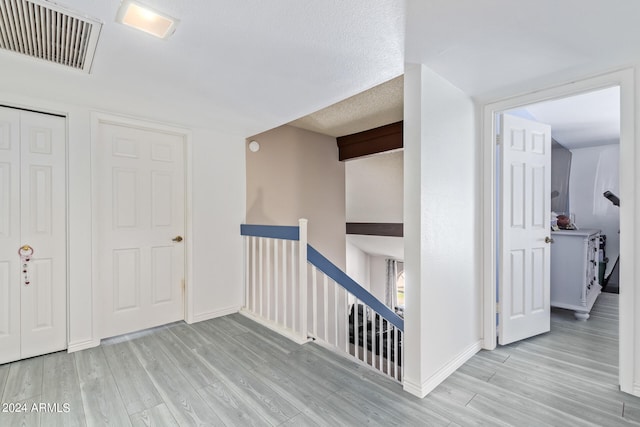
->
(241, 224, 404, 331)
(307, 245, 404, 331)
(240, 224, 299, 241)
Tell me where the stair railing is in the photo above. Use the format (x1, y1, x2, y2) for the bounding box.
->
(241, 219, 404, 382)
(240, 219, 308, 344)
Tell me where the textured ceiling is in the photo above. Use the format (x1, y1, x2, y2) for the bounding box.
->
(288, 75, 403, 137)
(1, 0, 635, 263)
(288, 78, 619, 151)
(0, 1, 637, 142)
(0, 0, 404, 136)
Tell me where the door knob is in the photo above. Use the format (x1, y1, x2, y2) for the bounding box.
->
(545, 236, 554, 244)
(18, 244, 34, 256)
(172, 236, 183, 242)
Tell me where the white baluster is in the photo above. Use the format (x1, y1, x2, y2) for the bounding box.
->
(251, 236, 256, 313)
(344, 290, 350, 353)
(334, 282, 339, 348)
(274, 239, 279, 323)
(312, 266, 318, 338)
(245, 236, 249, 310)
(266, 238, 271, 320)
(282, 239, 288, 329)
(364, 305, 373, 365)
(298, 219, 308, 342)
(258, 237, 264, 317)
(323, 275, 329, 342)
(393, 326, 398, 380)
(378, 312, 383, 372)
(292, 240, 297, 334)
(354, 298, 359, 359)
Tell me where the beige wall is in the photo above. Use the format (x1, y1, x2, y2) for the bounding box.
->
(246, 125, 346, 269)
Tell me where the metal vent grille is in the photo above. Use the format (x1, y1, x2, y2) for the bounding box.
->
(0, 0, 102, 72)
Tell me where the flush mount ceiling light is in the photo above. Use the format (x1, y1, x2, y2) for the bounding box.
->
(116, 0, 178, 39)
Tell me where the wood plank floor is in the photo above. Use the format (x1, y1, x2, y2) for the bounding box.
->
(1, 292, 639, 426)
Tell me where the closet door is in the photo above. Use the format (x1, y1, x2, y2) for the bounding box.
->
(19, 111, 67, 359)
(0, 109, 21, 364)
(0, 108, 67, 364)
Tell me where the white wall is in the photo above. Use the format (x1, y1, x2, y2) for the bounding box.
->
(346, 240, 371, 291)
(569, 145, 620, 277)
(191, 128, 246, 322)
(0, 90, 246, 351)
(369, 256, 388, 303)
(346, 150, 403, 222)
(345, 245, 400, 305)
(403, 63, 481, 398)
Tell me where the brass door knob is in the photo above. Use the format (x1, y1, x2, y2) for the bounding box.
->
(545, 236, 555, 244)
(172, 236, 183, 242)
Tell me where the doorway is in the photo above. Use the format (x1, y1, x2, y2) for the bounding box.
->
(481, 69, 635, 395)
(497, 87, 620, 342)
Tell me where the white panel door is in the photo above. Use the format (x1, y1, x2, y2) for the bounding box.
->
(97, 123, 185, 339)
(0, 108, 21, 364)
(499, 114, 552, 345)
(0, 108, 67, 364)
(19, 112, 67, 358)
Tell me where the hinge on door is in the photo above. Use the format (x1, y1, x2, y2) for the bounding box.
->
(496, 134, 502, 145)
(181, 279, 185, 291)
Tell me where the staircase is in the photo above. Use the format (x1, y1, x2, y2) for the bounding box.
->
(241, 219, 404, 382)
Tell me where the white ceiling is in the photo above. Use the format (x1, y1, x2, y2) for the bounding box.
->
(406, 0, 640, 102)
(2, 1, 637, 262)
(347, 235, 404, 260)
(1, 1, 638, 140)
(0, 0, 404, 136)
(511, 86, 620, 149)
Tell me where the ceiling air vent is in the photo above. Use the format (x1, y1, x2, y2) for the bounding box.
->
(0, 0, 102, 72)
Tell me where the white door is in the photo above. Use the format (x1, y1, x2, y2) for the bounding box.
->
(96, 122, 185, 339)
(0, 108, 67, 364)
(498, 114, 552, 345)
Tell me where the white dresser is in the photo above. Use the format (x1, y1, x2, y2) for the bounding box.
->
(550, 229, 601, 320)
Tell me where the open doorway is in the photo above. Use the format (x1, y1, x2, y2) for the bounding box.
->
(496, 86, 620, 330)
(481, 69, 636, 395)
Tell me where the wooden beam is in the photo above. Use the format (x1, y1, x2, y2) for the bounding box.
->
(337, 121, 403, 161)
(346, 222, 403, 237)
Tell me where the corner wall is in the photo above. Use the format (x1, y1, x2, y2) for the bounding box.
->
(403, 63, 481, 397)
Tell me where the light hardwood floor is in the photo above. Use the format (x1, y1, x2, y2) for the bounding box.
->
(1, 292, 639, 426)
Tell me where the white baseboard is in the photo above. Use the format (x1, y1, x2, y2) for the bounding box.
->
(189, 305, 241, 324)
(67, 339, 100, 353)
(404, 340, 482, 398)
(239, 309, 310, 345)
